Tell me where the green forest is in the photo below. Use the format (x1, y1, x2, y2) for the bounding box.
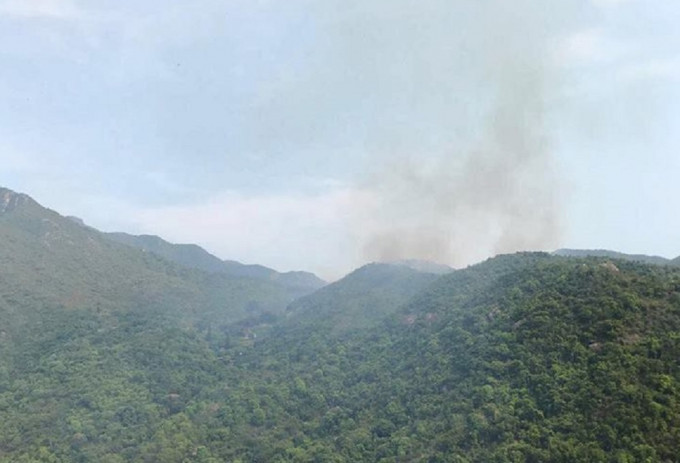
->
(2, 188, 680, 462)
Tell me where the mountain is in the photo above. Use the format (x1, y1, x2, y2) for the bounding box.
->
(230, 253, 680, 461)
(0, 187, 32, 213)
(284, 262, 442, 332)
(0, 187, 304, 328)
(4, 244, 680, 461)
(554, 248, 671, 266)
(4, 184, 680, 462)
(0, 186, 326, 462)
(105, 232, 325, 293)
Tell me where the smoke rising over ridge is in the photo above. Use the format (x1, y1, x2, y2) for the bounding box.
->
(357, 71, 561, 268)
(250, 0, 578, 269)
(329, 0, 575, 267)
(2, 0, 679, 278)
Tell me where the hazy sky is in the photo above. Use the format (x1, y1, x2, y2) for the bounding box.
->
(1, 0, 678, 279)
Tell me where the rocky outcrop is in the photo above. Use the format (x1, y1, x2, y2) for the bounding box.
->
(0, 187, 32, 214)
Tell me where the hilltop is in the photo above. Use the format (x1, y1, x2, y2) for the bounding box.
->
(285, 262, 441, 332)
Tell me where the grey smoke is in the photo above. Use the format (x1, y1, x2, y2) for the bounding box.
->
(343, 0, 575, 267)
(248, 0, 579, 268)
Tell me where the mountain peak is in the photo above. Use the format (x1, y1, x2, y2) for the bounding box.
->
(0, 187, 34, 214)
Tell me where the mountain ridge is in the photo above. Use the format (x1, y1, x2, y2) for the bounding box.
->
(0, 186, 309, 325)
(284, 262, 443, 333)
(103, 232, 325, 292)
(554, 248, 673, 266)
(0, 187, 35, 214)
(4, 184, 680, 461)
(385, 258, 454, 274)
(104, 231, 323, 285)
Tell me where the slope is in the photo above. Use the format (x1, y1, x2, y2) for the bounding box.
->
(554, 248, 671, 266)
(388, 259, 454, 274)
(0, 186, 319, 462)
(215, 253, 680, 461)
(284, 262, 442, 332)
(0, 187, 302, 329)
(4, 185, 680, 462)
(105, 232, 326, 294)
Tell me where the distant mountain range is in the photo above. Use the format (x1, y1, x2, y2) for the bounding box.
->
(104, 231, 325, 292)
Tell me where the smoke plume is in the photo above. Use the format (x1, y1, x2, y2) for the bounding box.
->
(343, 0, 574, 267)
(248, 0, 579, 269)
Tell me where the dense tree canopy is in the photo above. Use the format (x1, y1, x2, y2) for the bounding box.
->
(3, 188, 680, 462)
(3, 251, 680, 462)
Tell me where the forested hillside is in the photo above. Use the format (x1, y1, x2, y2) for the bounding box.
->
(216, 254, 680, 461)
(0, 187, 311, 327)
(3, 252, 680, 460)
(284, 262, 441, 332)
(3, 188, 680, 462)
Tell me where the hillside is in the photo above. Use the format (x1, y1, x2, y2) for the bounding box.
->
(554, 248, 671, 266)
(0, 187, 320, 463)
(0, 187, 305, 328)
(387, 259, 454, 274)
(4, 185, 680, 462)
(220, 253, 680, 461)
(4, 246, 680, 461)
(284, 262, 441, 332)
(105, 232, 325, 293)
(104, 231, 229, 273)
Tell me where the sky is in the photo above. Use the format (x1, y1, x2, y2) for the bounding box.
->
(1, 0, 678, 279)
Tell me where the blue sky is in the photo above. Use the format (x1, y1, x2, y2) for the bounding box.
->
(1, 0, 678, 279)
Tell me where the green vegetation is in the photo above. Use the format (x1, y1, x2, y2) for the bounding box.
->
(0, 189, 308, 328)
(222, 254, 680, 461)
(284, 262, 440, 332)
(104, 232, 325, 294)
(554, 248, 673, 267)
(3, 188, 680, 462)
